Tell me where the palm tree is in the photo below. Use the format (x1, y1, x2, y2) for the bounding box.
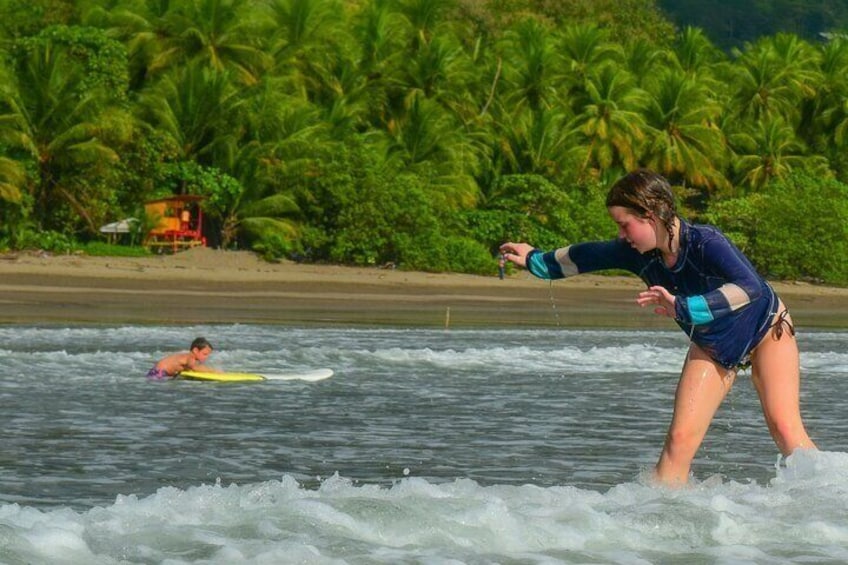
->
(85, 0, 174, 90)
(766, 33, 821, 100)
(397, 29, 486, 134)
(729, 117, 829, 192)
(625, 38, 673, 84)
(489, 103, 577, 180)
(166, 0, 269, 84)
(396, 0, 455, 49)
(241, 75, 326, 147)
(403, 33, 468, 99)
(673, 26, 724, 77)
(213, 141, 301, 249)
(497, 17, 560, 113)
(569, 63, 649, 175)
(353, 0, 404, 70)
(261, 0, 362, 132)
(215, 75, 341, 250)
(725, 33, 821, 125)
(641, 68, 729, 193)
(387, 90, 481, 208)
(558, 22, 623, 83)
(809, 37, 848, 178)
(136, 61, 245, 165)
(104, 0, 269, 86)
(262, 0, 343, 64)
(0, 36, 127, 232)
(300, 53, 371, 135)
(349, 0, 406, 130)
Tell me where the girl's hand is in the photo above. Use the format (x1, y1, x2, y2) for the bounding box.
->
(637, 285, 677, 318)
(499, 242, 535, 268)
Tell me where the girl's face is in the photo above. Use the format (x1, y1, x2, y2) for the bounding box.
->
(608, 206, 657, 253)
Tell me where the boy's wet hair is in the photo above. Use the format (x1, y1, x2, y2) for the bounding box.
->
(606, 169, 678, 252)
(191, 337, 213, 351)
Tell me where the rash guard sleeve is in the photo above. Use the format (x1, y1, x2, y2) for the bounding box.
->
(673, 233, 764, 325)
(526, 248, 574, 279)
(526, 240, 647, 280)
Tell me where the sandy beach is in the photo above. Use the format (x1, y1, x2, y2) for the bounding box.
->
(1, 247, 847, 329)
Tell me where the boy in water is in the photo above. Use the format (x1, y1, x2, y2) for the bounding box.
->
(146, 337, 220, 380)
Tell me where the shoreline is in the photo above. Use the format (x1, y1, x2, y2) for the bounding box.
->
(2, 248, 847, 329)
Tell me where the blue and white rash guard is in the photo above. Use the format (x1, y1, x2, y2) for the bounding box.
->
(526, 220, 778, 369)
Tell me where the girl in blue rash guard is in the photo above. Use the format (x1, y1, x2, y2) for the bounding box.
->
(500, 169, 817, 487)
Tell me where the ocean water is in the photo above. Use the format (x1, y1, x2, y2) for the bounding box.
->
(1, 324, 847, 564)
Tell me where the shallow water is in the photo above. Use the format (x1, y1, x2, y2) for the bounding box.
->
(1, 325, 846, 563)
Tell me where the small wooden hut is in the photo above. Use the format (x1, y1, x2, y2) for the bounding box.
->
(144, 195, 206, 252)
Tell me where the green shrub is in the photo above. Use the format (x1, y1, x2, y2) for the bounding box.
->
(16, 230, 77, 254)
(465, 175, 616, 254)
(706, 172, 848, 285)
(443, 237, 499, 275)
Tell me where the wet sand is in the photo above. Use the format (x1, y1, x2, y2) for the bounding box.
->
(1, 247, 847, 329)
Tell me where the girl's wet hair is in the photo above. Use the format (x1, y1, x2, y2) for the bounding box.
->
(606, 169, 678, 252)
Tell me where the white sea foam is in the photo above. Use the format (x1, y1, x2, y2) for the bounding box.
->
(3, 453, 848, 564)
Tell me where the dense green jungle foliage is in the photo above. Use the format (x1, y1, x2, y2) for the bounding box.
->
(1, 0, 847, 284)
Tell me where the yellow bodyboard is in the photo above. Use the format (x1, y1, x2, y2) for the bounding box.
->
(177, 370, 265, 382)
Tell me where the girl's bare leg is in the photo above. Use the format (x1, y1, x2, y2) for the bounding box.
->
(749, 308, 816, 454)
(654, 344, 735, 486)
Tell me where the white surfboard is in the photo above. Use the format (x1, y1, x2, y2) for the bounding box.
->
(259, 368, 334, 382)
